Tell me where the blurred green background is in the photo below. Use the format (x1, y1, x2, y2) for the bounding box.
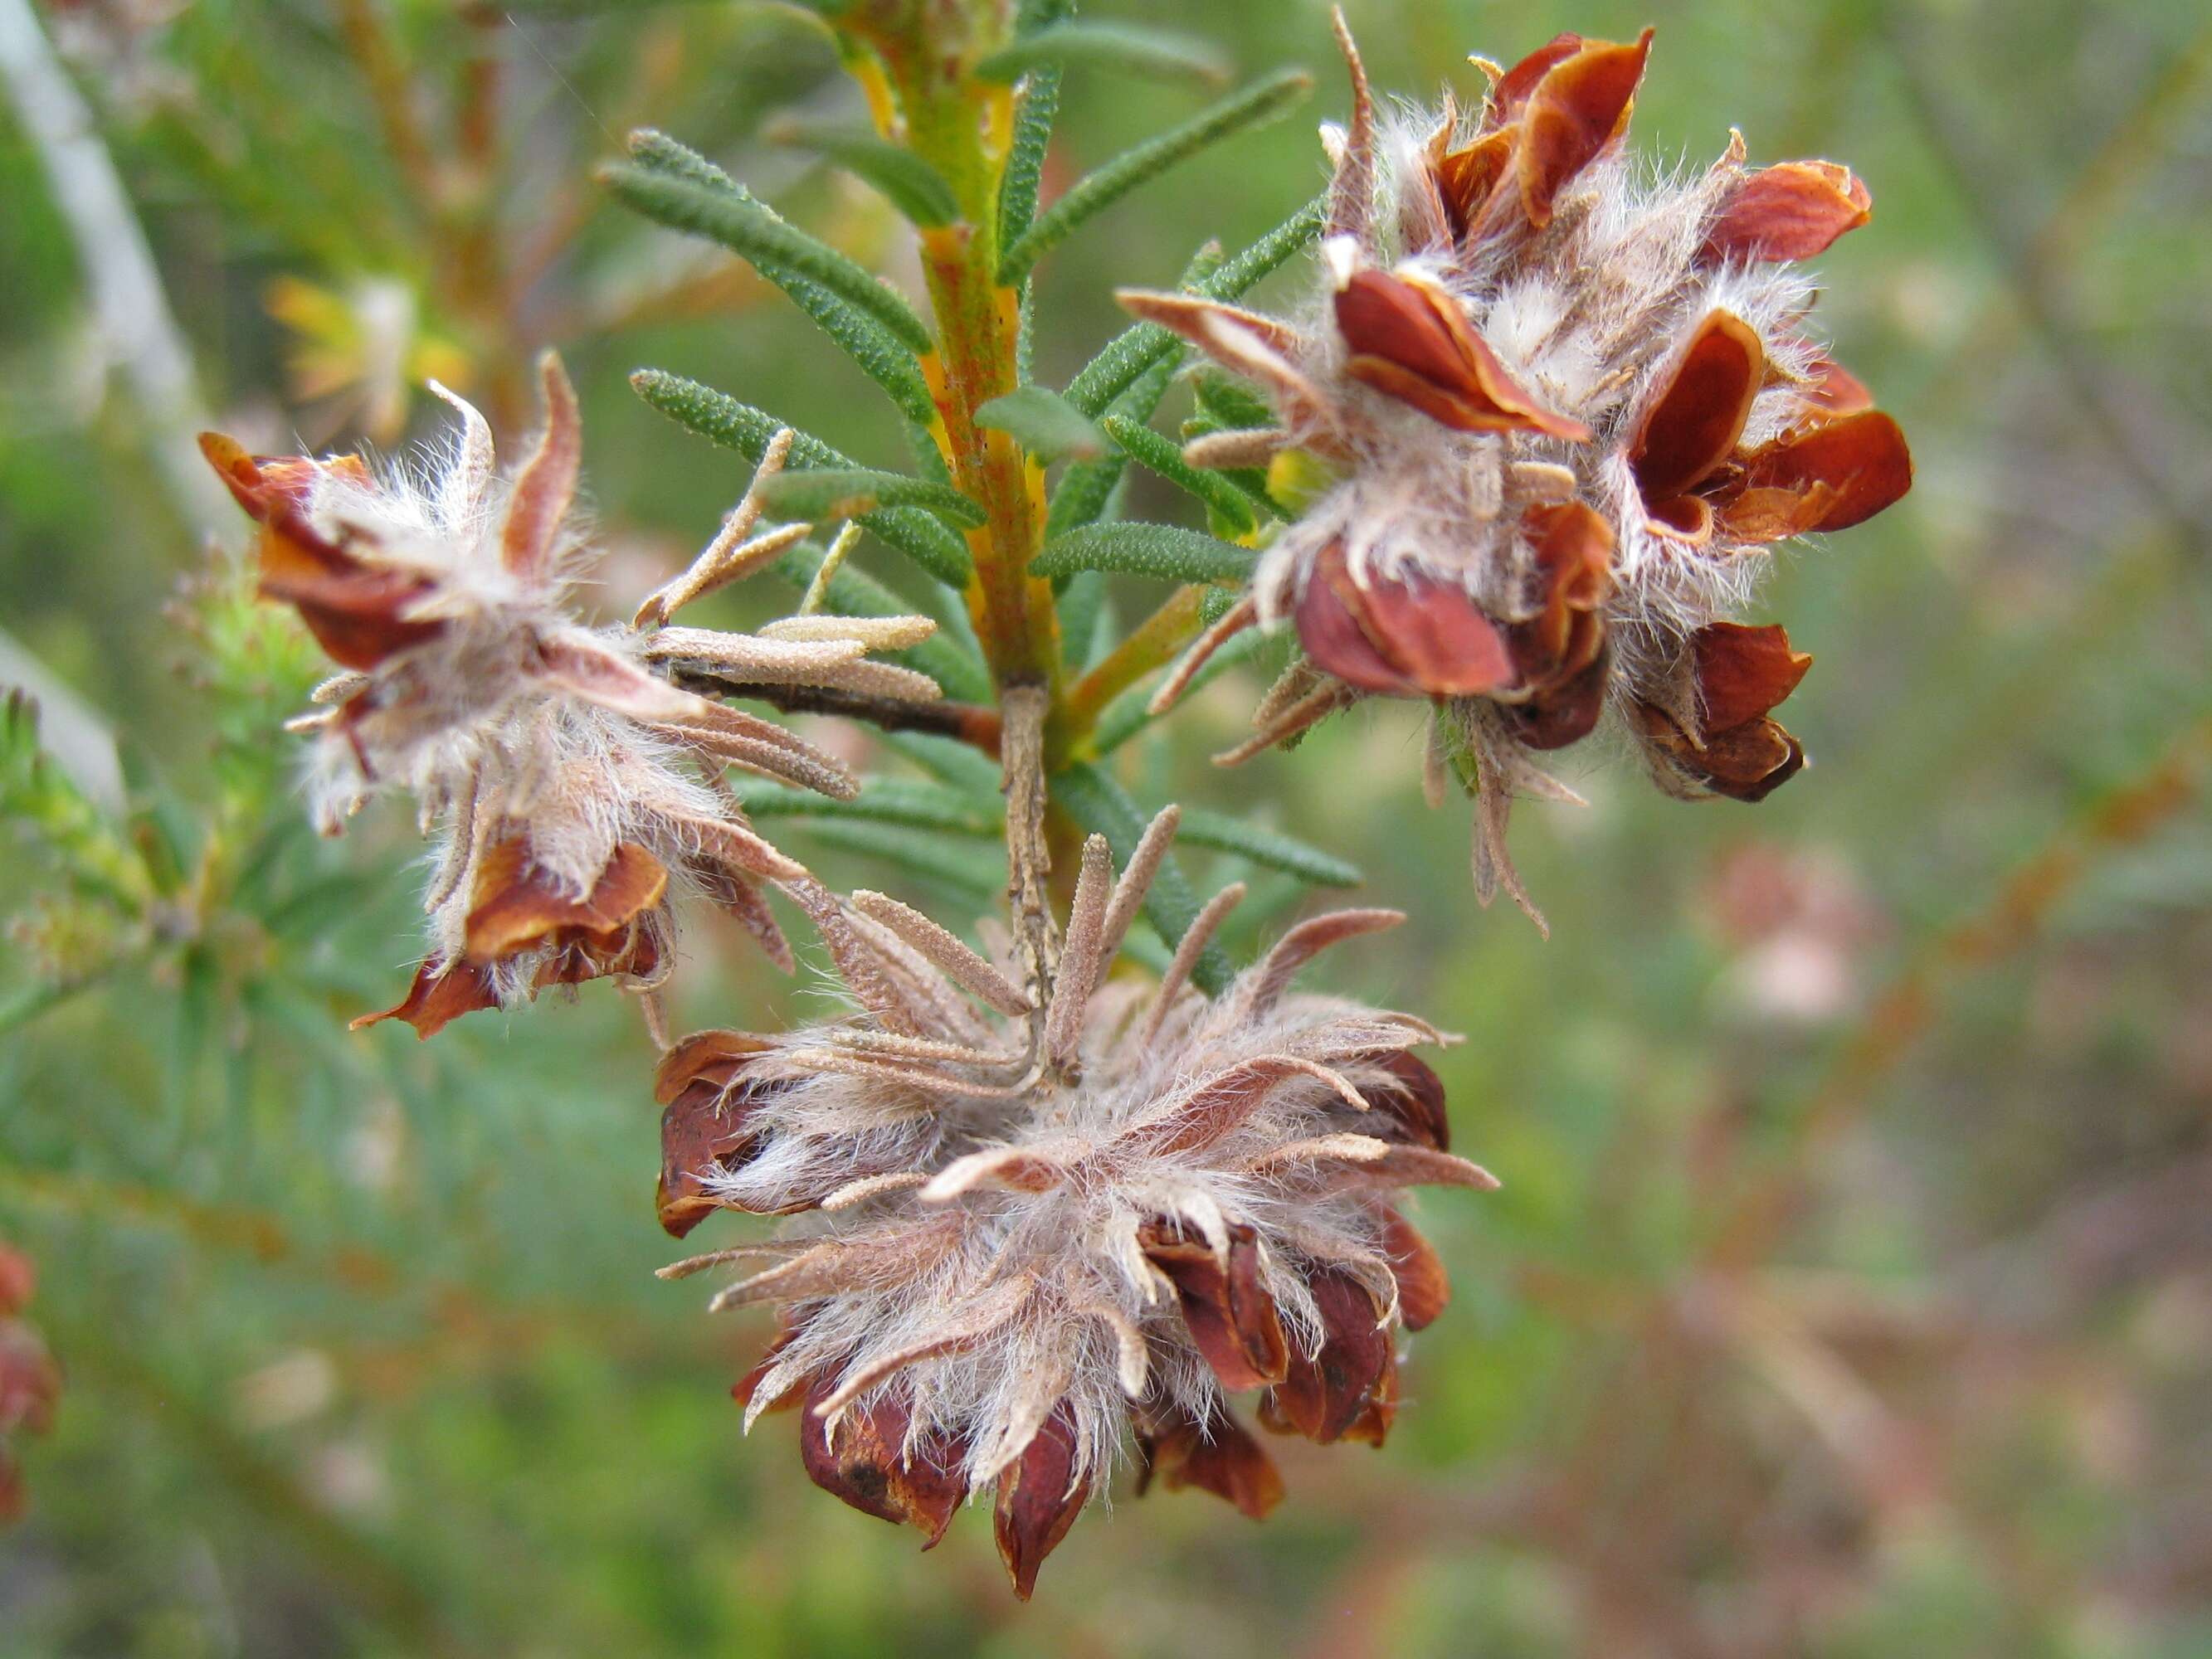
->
(4, 0, 2211, 1654)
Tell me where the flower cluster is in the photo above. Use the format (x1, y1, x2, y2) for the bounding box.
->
(655, 796, 1484, 1597)
(0, 1243, 61, 1525)
(1133, 22, 1912, 924)
(201, 355, 940, 1034)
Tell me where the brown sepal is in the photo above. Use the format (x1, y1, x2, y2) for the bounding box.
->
(1298, 539, 1516, 700)
(1140, 1222, 1290, 1391)
(1268, 1270, 1394, 1445)
(994, 1406, 1088, 1600)
(1335, 269, 1590, 440)
(1517, 30, 1653, 226)
(1506, 645, 1610, 750)
(800, 1375, 965, 1546)
(1704, 160, 1873, 263)
(1380, 1208, 1452, 1331)
(1134, 1402, 1284, 1520)
(1508, 499, 1613, 689)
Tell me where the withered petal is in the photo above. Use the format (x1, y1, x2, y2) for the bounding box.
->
(1335, 270, 1589, 440)
(1141, 1222, 1291, 1391)
(1494, 32, 1585, 114)
(658, 1058, 787, 1238)
(1269, 1269, 1393, 1444)
(653, 1029, 773, 1106)
(463, 840, 669, 965)
(1517, 30, 1653, 226)
(1733, 409, 1912, 533)
(349, 957, 498, 1039)
(1802, 353, 1875, 416)
(1692, 621, 1812, 734)
(1634, 703, 1807, 801)
(1358, 1049, 1451, 1151)
(800, 1377, 966, 1545)
(1136, 1404, 1284, 1520)
(1380, 1209, 1452, 1332)
(1631, 309, 1765, 504)
(1433, 124, 1517, 237)
(1504, 643, 1610, 750)
(1704, 159, 1873, 263)
(994, 1406, 1087, 1600)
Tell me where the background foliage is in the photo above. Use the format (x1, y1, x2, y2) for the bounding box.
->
(4, 0, 2211, 1654)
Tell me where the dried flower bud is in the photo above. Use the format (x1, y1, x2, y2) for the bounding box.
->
(1132, 17, 1912, 927)
(659, 815, 1488, 1597)
(202, 355, 940, 1033)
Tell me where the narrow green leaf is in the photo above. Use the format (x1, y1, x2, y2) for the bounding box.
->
(1045, 352, 1177, 540)
(626, 133, 938, 425)
(779, 820, 1004, 900)
(759, 468, 987, 529)
(1191, 372, 1279, 432)
(1063, 194, 1323, 416)
(1053, 763, 1232, 995)
(632, 370, 973, 588)
(767, 543, 991, 703)
(880, 730, 1004, 798)
(1174, 807, 1361, 888)
(602, 163, 934, 354)
(1093, 623, 1276, 756)
(976, 386, 1108, 463)
(1031, 523, 1255, 584)
(996, 61, 1060, 246)
(999, 71, 1313, 285)
(727, 776, 1000, 837)
(769, 121, 960, 226)
(977, 22, 1231, 86)
(1101, 416, 1257, 535)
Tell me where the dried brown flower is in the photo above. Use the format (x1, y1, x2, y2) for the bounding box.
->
(1132, 17, 1913, 927)
(202, 355, 941, 1034)
(657, 803, 1488, 1598)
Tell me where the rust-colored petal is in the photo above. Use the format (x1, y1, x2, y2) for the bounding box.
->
(1297, 540, 1517, 699)
(1433, 124, 1517, 237)
(1494, 33, 1585, 114)
(1728, 410, 1912, 534)
(1509, 500, 1614, 686)
(202, 434, 445, 671)
(654, 1029, 773, 1106)
(501, 353, 582, 581)
(1380, 1209, 1451, 1331)
(1633, 703, 1808, 802)
(1359, 1049, 1449, 1151)
(1705, 159, 1872, 263)
(1268, 1269, 1393, 1445)
(1505, 644, 1610, 750)
(1335, 269, 1591, 440)
(1140, 1222, 1290, 1390)
(349, 957, 498, 1039)
(994, 1406, 1088, 1600)
(1631, 310, 1765, 505)
(1135, 1403, 1284, 1520)
(1693, 622, 1812, 733)
(1803, 353, 1874, 416)
(462, 840, 669, 965)
(800, 1376, 965, 1545)
(1517, 30, 1653, 226)
(658, 1043, 784, 1238)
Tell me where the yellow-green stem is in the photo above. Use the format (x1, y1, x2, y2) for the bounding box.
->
(1057, 584, 1210, 761)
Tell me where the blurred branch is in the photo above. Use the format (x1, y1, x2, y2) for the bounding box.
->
(0, 0, 229, 538)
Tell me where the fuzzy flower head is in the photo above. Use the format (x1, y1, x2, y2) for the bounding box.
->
(1131, 18, 1912, 925)
(656, 801, 1488, 1598)
(201, 354, 942, 1034)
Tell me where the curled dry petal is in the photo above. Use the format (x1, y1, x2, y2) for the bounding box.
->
(1359, 1050, 1450, 1151)
(1140, 1222, 1290, 1391)
(1267, 1269, 1394, 1445)
(1727, 410, 1913, 537)
(1334, 269, 1590, 440)
(1136, 1403, 1284, 1520)
(1705, 159, 1873, 263)
(501, 353, 582, 581)
(1631, 309, 1765, 507)
(1635, 621, 1814, 801)
(799, 1375, 963, 1545)
(1516, 30, 1653, 226)
(1380, 1209, 1451, 1331)
(1693, 622, 1813, 734)
(994, 1407, 1088, 1600)
(1297, 538, 1516, 698)
(463, 839, 668, 964)
(655, 1031, 779, 1237)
